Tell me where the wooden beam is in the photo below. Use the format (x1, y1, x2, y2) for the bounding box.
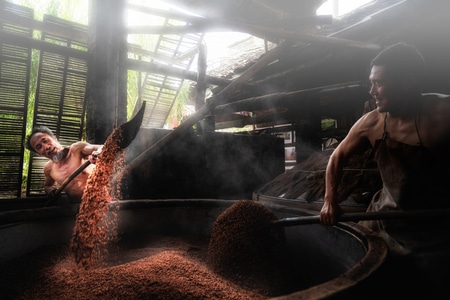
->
(127, 43, 197, 64)
(240, 22, 381, 51)
(0, 31, 87, 59)
(127, 20, 380, 51)
(212, 82, 369, 130)
(0, 10, 87, 44)
(213, 81, 366, 114)
(127, 2, 331, 29)
(127, 2, 204, 24)
(214, 110, 295, 129)
(249, 0, 288, 18)
(126, 58, 232, 87)
(195, 41, 207, 109)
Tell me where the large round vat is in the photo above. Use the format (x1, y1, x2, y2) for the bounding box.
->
(0, 199, 387, 299)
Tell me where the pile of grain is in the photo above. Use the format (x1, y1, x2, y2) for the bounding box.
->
(207, 200, 295, 296)
(0, 239, 268, 300)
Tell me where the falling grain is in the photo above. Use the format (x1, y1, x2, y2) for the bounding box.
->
(70, 126, 124, 270)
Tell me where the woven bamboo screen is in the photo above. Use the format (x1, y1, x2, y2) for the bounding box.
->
(0, 2, 33, 198)
(27, 15, 88, 196)
(0, 1, 88, 198)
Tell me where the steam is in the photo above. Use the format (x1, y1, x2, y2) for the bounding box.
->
(120, 127, 284, 200)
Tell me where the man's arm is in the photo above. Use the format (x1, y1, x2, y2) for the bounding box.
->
(43, 162, 56, 194)
(72, 142, 103, 164)
(84, 144, 103, 164)
(320, 115, 374, 225)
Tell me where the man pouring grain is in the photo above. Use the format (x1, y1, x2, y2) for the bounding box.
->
(25, 125, 103, 203)
(319, 43, 450, 297)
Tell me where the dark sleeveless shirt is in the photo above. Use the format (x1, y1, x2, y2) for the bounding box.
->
(373, 113, 447, 210)
(360, 113, 449, 254)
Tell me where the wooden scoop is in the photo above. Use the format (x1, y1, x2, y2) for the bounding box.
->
(44, 102, 146, 206)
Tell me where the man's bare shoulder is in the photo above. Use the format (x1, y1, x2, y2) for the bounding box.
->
(422, 93, 450, 115)
(419, 93, 450, 149)
(69, 141, 90, 151)
(422, 92, 450, 99)
(356, 109, 383, 128)
(347, 109, 384, 146)
(422, 93, 450, 105)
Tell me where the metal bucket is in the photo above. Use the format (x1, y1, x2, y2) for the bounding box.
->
(0, 199, 387, 299)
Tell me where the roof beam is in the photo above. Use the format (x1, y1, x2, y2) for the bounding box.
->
(126, 58, 232, 87)
(127, 20, 380, 51)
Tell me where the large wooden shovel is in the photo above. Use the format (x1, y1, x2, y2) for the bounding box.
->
(44, 102, 146, 207)
(276, 208, 450, 226)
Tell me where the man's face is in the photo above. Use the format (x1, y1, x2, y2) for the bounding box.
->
(368, 65, 402, 113)
(30, 132, 62, 159)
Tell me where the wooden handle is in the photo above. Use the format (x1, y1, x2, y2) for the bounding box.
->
(276, 209, 450, 226)
(44, 161, 91, 207)
(54, 160, 91, 196)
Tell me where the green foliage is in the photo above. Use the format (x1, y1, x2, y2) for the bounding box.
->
(126, 70, 140, 118)
(22, 48, 40, 191)
(321, 118, 337, 130)
(11, 0, 88, 24)
(168, 82, 192, 124)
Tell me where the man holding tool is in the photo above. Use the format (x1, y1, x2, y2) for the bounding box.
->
(25, 126, 102, 203)
(320, 42, 450, 297)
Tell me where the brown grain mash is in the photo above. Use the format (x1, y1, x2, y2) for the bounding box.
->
(0, 238, 268, 300)
(0, 126, 297, 299)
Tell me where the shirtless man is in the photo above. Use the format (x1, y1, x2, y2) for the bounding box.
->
(319, 42, 450, 296)
(25, 126, 103, 203)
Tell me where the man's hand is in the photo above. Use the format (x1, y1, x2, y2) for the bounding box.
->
(88, 152, 99, 164)
(320, 201, 343, 225)
(88, 146, 102, 164)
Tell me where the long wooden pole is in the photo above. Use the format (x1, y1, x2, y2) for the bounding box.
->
(276, 209, 450, 226)
(124, 41, 290, 172)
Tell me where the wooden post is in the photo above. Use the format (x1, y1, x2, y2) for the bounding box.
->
(195, 42, 214, 133)
(85, 0, 127, 144)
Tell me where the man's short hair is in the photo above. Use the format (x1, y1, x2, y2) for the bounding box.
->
(371, 42, 426, 83)
(25, 125, 55, 153)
